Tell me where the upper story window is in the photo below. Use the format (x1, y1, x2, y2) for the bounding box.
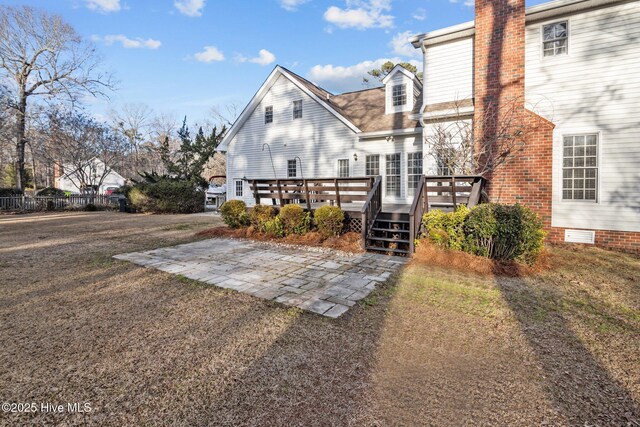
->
(287, 159, 297, 178)
(562, 134, 598, 201)
(265, 106, 273, 124)
(293, 100, 303, 119)
(543, 21, 568, 57)
(392, 84, 407, 106)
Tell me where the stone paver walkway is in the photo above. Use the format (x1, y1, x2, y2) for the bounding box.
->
(114, 238, 406, 317)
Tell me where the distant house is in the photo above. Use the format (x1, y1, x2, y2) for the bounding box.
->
(55, 157, 126, 195)
(220, 0, 640, 253)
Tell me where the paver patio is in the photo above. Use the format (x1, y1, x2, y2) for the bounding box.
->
(113, 238, 406, 317)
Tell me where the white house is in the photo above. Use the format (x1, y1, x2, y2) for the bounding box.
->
(56, 157, 126, 194)
(220, 0, 640, 252)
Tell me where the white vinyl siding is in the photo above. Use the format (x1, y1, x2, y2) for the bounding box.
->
(525, 1, 640, 232)
(423, 37, 473, 106)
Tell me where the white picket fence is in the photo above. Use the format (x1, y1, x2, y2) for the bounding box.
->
(0, 194, 119, 211)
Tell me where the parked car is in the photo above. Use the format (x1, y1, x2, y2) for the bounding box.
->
(104, 187, 119, 196)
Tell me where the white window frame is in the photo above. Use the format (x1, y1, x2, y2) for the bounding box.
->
(293, 100, 303, 119)
(365, 154, 380, 177)
(407, 152, 423, 197)
(561, 133, 599, 203)
(392, 84, 407, 107)
(287, 159, 297, 178)
(385, 153, 402, 198)
(265, 105, 273, 124)
(235, 179, 243, 197)
(337, 159, 349, 178)
(541, 20, 569, 58)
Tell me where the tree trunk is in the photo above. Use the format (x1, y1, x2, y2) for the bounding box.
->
(15, 89, 27, 191)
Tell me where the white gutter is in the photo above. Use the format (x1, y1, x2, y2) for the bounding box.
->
(357, 127, 422, 139)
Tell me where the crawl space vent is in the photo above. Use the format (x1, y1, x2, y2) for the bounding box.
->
(564, 229, 596, 244)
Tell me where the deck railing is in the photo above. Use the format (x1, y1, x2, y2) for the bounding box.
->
(248, 177, 375, 209)
(360, 175, 382, 247)
(408, 175, 485, 253)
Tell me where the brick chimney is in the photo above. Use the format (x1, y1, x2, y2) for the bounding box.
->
(473, 0, 555, 231)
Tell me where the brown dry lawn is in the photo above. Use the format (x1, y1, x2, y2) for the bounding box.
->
(0, 211, 638, 426)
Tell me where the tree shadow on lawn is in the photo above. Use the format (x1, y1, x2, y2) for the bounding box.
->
(494, 275, 640, 426)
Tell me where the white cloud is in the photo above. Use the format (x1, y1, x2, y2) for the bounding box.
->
(324, 0, 394, 30)
(85, 0, 121, 13)
(412, 8, 426, 21)
(194, 46, 225, 63)
(174, 0, 205, 17)
(280, 0, 309, 11)
(238, 49, 276, 66)
(97, 35, 162, 49)
(307, 57, 421, 92)
(450, 0, 474, 7)
(390, 30, 421, 58)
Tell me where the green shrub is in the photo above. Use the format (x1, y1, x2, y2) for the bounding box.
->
(46, 200, 55, 211)
(314, 205, 345, 237)
(263, 216, 284, 238)
(249, 204, 277, 232)
(278, 204, 310, 235)
(126, 179, 205, 214)
(464, 203, 546, 265)
(422, 205, 470, 251)
(36, 187, 66, 197)
(85, 203, 97, 212)
(0, 187, 23, 197)
(220, 200, 249, 228)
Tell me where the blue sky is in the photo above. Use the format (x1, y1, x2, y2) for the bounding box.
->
(6, 0, 546, 123)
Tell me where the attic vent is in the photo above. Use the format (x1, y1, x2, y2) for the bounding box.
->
(564, 229, 595, 244)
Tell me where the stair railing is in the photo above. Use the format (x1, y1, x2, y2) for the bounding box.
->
(360, 175, 382, 248)
(408, 175, 427, 254)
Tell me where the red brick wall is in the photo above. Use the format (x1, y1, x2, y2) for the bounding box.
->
(547, 228, 640, 254)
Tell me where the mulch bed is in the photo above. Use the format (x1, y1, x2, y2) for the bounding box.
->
(196, 226, 365, 254)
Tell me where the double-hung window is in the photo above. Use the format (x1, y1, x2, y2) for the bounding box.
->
(386, 153, 401, 197)
(562, 134, 598, 201)
(338, 159, 349, 178)
(392, 84, 407, 107)
(407, 152, 423, 196)
(293, 100, 303, 119)
(287, 159, 297, 178)
(235, 180, 243, 197)
(543, 21, 568, 56)
(265, 106, 273, 124)
(365, 155, 380, 176)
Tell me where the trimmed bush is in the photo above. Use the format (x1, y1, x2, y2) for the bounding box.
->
(422, 205, 470, 251)
(249, 204, 277, 232)
(220, 200, 249, 228)
(314, 205, 345, 237)
(126, 179, 205, 214)
(0, 188, 23, 197)
(36, 187, 66, 197)
(278, 204, 310, 235)
(263, 217, 284, 238)
(464, 203, 546, 265)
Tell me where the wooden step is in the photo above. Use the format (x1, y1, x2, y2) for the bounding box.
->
(374, 218, 409, 224)
(365, 246, 409, 255)
(371, 227, 409, 233)
(368, 236, 410, 244)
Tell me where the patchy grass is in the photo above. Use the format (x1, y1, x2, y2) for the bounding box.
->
(0, 211, 638, 426)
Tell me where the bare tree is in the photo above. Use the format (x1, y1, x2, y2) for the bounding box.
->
(425, 97, 547, 176)
(0, 5, 114, 191)
(110, 103, 152, 171)
(38, 111, 128, 196)
(208, 102, 241, 129)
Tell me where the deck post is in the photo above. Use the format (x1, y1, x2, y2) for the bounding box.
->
(252, 179, 260, 205)
(303, 179, 311, 211)
(334, 179, 341, 208)
(451, 176, 457, 209)
(276, 180, 284, 206)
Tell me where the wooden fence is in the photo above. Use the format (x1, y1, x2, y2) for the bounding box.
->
(0, 194, 119, 211)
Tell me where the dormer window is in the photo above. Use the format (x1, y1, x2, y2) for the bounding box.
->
(392, 84, 407, 106)
(543, 21, 568, 56)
